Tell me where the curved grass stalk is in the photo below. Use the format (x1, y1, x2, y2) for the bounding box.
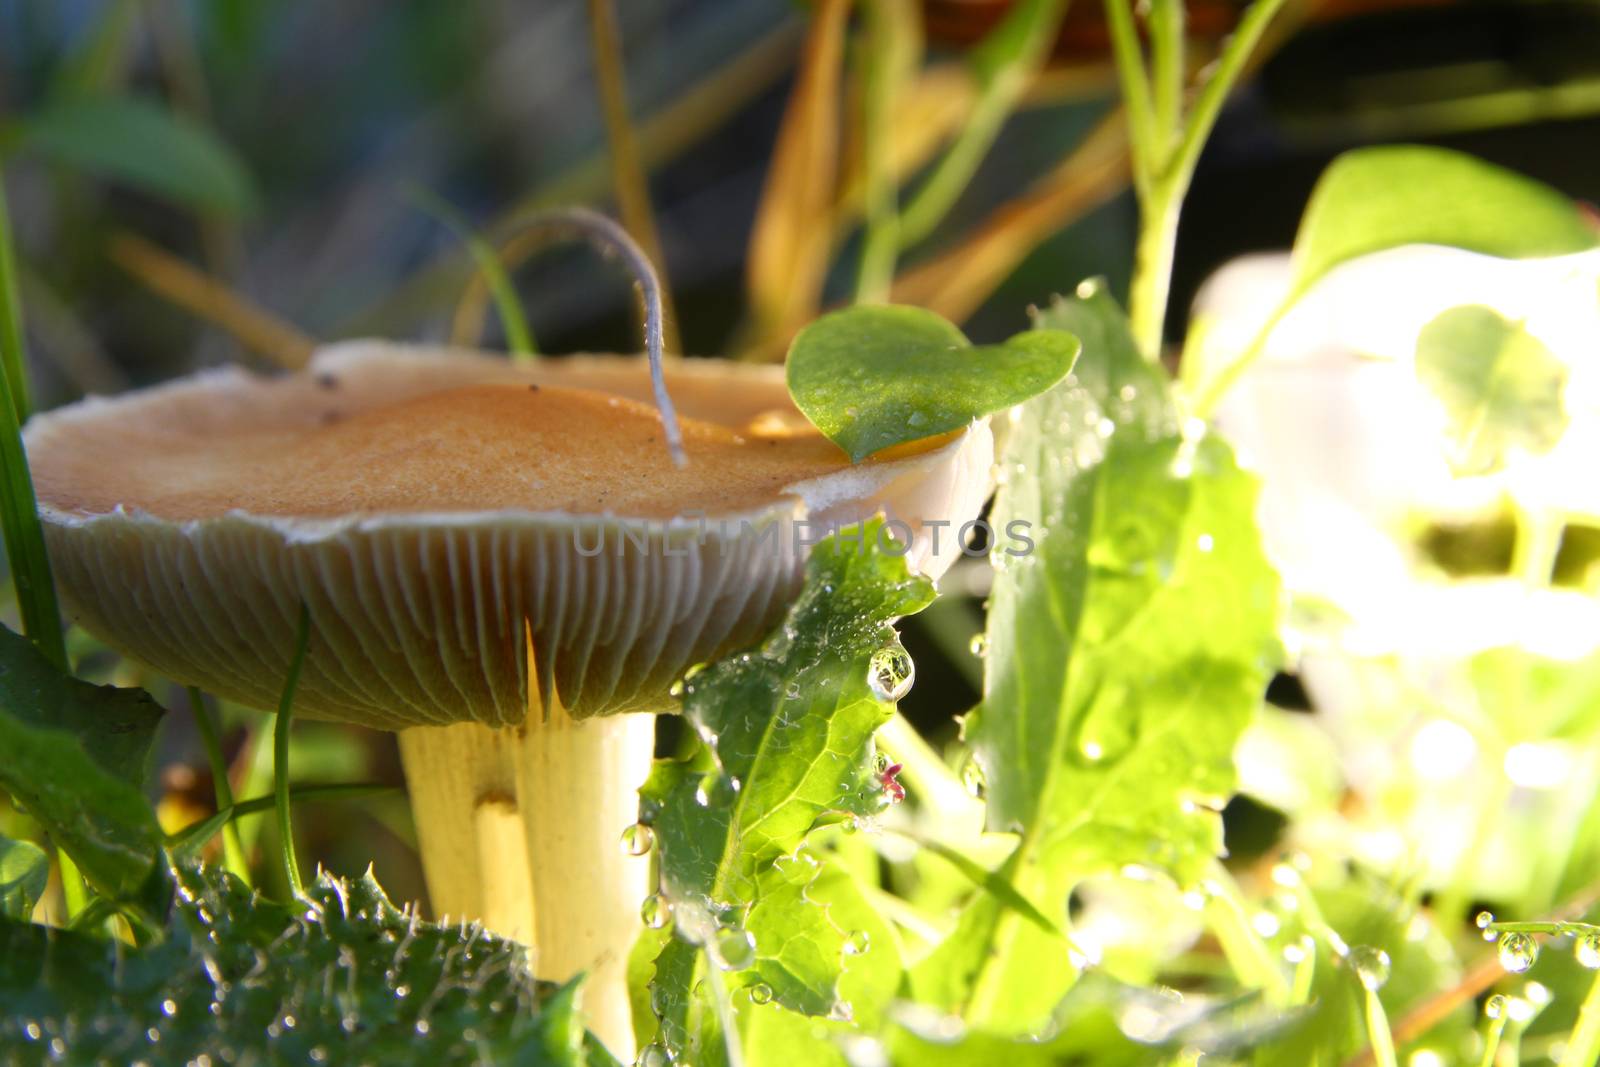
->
(405, 185, 537, 360)
(273, 605, 312, 896)
(189, 687, 252, 887)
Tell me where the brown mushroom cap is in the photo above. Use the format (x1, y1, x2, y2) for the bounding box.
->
(26, 342, 992, 728)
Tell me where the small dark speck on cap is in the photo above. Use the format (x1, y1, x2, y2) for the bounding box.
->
(321, 411, 343, 425)
(528, 384, 540, 392)
(316, 373, 340, 390)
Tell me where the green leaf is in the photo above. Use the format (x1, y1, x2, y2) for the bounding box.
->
(933, 281, 1279, 1029)
(0, 623, 165, 899)
(13, 96, 258, 216)
(0, 835, 47, 919)
(785, 305, 1079, 462)
(639, 522, 934, 1060)
(1291, 146, 1598, 298)
(1414, 304, 1569, 476)
(0, 863, 615, 1065)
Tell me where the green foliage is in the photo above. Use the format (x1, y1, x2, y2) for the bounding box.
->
(0, 625, 165, 902)
(1291, 146, 1599, 298)
(934, 281, 1280, 1029)
(1415, 305, 1569, 476)
(0, 862, 615, 1066)
(638, 523, 933, 1060)
(406, 184, 537, 358)
(786, 304, 1079, 462)
(7, 96, 258, 216)
(0, 834, 49, 920)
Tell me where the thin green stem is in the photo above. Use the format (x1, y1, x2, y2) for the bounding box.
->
(1363, 986, 1398, 1067)
(274, 605, 312, 896)
(876, 711, 982, 827)
(406, 185, 537, 360)
(896, 0, 1065, 249)
(1481, 1014, 1509, 1067)
(1128, 175, 1181, 359)
(1202, 862, 1293, 1006)
(1166, 0, 1289, 194)
(188, 687, 252, 887)
(166, 784, 398, 854)
(1562, 967, 1600, 1067)
(1148, 0, 1186, 159)
(1190, 297, 1292, 417)
(705, 960, 746, 1067)
(0, 167, 66, 671)
(1490, 920, 1600, 936)
(853, 0, 916, 303)
(1512, 504, 1562, 588)
(1103, 0, 1157, 197)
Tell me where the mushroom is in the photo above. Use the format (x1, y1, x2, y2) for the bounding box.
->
(23, 338, 993, 1056)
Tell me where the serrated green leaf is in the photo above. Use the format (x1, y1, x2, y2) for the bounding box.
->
(786, 305, 1079, 462)
(933, 282, 1279, 1030)
(0, 624, 165, 899)
(0, 834, 47, 920)
(0, 863, 614, 1066)
(1291, 146, 1598, 299)
(1415, 304, 1569, 476)
(640, 524, 933, 1059)
(13, 96, 258, 216)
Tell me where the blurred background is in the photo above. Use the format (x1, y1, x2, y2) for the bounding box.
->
(5, 0, 1600, 909)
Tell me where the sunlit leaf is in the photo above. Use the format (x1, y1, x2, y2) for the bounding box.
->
(786, 304, 1078, 461)
(1291, 146, 1598, 299)
(13, 96, 258, 216)
(927, 282, 1280, 1030)
(0, 624, 165, 900)
(0, 863, 613, 1065)
(639, 523, 933, 1060)
(1415, 304, 1568, 476)
(0, 835, 48, 920)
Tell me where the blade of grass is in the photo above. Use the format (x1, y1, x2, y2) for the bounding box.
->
(0, 167, 66, 671)
(108, 232, 315, 368)
(274, 605, 311, 896)
(743, 0, 852, 352)
(895, 0, 1068, 251)
(586, 0, 681, 356)
(187, 687, 252, 887)
(1562, 969, 1600, 1067)
(405, 185, 537, 361)
(852, 0, 920, 304)
(165, 783, 399, 855)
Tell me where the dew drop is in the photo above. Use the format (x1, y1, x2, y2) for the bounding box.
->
(749, 982, 774, 1005)
(968, 633, 988, 658)
(621, 823, 655, 856)
(867, 644, 914, 703)
(1476, 911, 1495, 930)
(1485, 993, 1509, 1020)
(714, 927, 757, 971)
(1499, 932, 1538, 973)
(641, 893, 670, 930)
(637, 1043, 673, 1067)
(1350, 946, 1391, 991)
(1577, 932, 1600, 969)
(843, 930, 870, 956)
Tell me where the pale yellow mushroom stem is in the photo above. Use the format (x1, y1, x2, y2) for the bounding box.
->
(397, 624, 657, 1061)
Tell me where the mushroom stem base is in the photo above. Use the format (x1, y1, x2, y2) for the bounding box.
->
(397, 709, 657, 1061)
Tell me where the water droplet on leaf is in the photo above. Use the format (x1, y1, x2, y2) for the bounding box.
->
(1577, 932, 1600, 969)
(867, 644, 914, 702)
(1485, 994, 1509, 1020)
(843, 930, 870, 956)
(641, 893, 670, 930)
(961, 759, 987, 798)
(637, 1043, 673, 1067)
(749, 982, 774, 1005)
(1476, 911, 1495, 930)
(621, 822, 655, 856)
(714, 927, 757, 970)
(968, 633, 988, 658)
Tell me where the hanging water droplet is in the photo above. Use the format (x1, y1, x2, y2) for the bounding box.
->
(968, 633, 988, 658)
(843, 930, 870, 956)
(867, 644, 914, 702)
(1577, 932, 1600, 969)
(1475, 911, 1495, 930)
(1485, 994, 1509, 1020)
(1499, 932, 1538, 973)
(641, 893, 670, 930)
(1349, 946, 1391, 991)
(749, 982, 774, 1005)
(669, 678, 685, 699)
(714, 927, 757, 970)
(637, 1043, 673, 1067)
(621, 822, 655, 856)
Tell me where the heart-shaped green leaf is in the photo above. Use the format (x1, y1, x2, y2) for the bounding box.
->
(785, 305, 1079, 462)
